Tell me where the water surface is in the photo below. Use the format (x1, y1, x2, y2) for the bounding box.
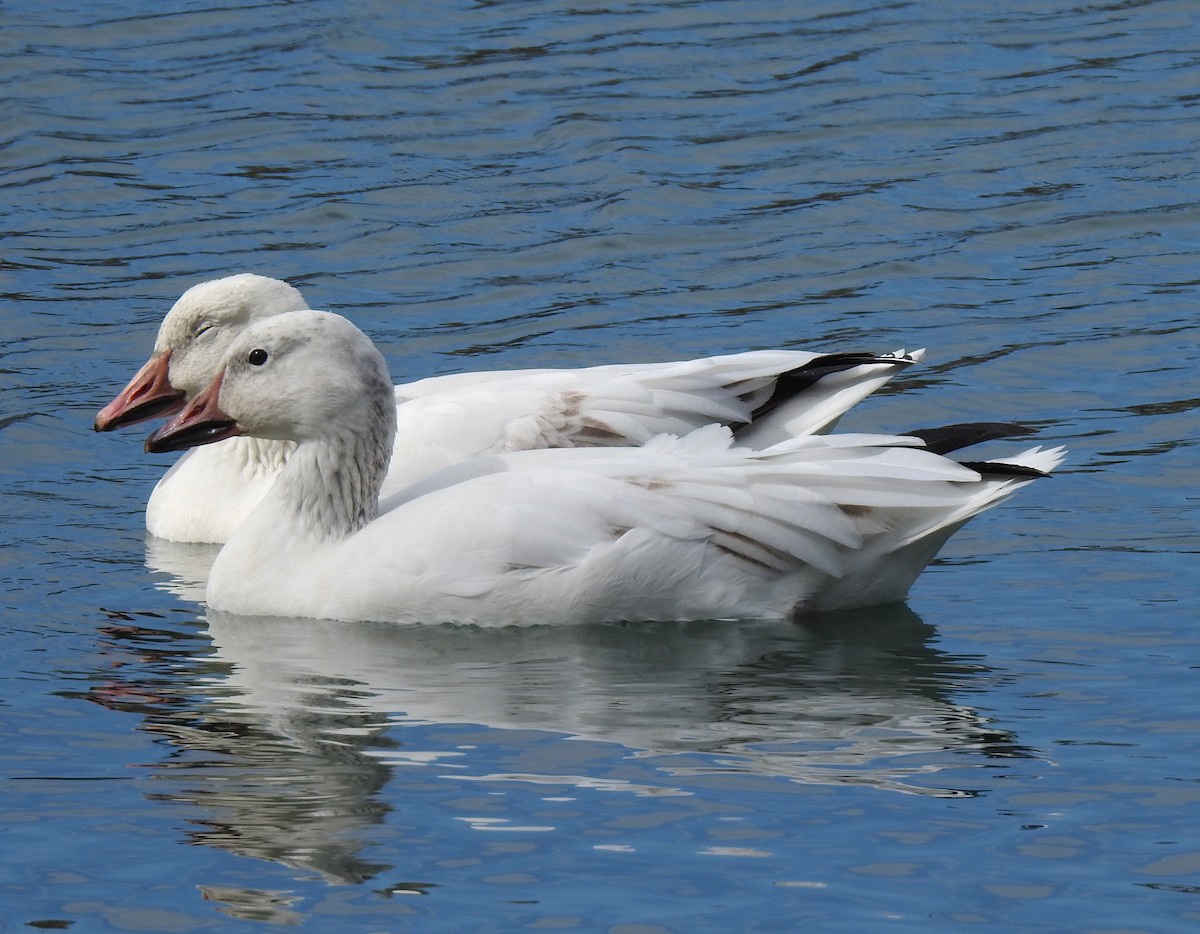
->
(2, 1, 1198, 930)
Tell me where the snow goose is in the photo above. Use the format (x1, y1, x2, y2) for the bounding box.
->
(96, 274, 922, 543)
(145, 310, 1065, 626)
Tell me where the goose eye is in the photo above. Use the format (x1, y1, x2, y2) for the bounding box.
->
(194, 322, 214, 338)
(247, 348, 269, 366)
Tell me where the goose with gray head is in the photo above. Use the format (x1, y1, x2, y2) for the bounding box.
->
(145, 310, 1065, 626)
(98, 275, 924, 544)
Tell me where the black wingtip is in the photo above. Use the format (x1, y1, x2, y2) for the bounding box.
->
(905, 422, 1037, 456)
(906, 423, 1054, 479)
(741, 352, 912, 428)
(957, 460, 1053, 479)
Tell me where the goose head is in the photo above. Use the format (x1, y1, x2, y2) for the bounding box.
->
(95, 274, 309, 431)
(146, 310, 396, 455)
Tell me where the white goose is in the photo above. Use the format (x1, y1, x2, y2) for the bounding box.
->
(96, 274, 923, 544)
(145, 310, 1065, 626)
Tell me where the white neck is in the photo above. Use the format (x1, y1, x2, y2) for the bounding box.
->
(265, 407, 394, 543)
(227, 435, 296, 478)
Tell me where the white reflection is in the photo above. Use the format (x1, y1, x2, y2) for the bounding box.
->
(116, 542, 1027, 893)
(196, 606, 1020, 801)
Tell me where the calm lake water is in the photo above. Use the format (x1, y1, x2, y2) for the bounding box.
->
(2, 0, 1198, 930)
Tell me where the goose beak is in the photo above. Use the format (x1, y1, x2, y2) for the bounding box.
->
(145, 371, 241, 453)
(94, 349, 186, 431)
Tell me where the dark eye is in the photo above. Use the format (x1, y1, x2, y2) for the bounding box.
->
(247, 348, 268, 366)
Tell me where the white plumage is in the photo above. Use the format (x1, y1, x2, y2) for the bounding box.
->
(146, 310, 1065, 626)
(96, 273, 922, 543)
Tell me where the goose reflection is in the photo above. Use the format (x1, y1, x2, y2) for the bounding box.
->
(88, 550, 1028, 904)
(145, 535, 217, 604)
(82, 613, 395, 890)
(144, 539, 1025, 795)
(199, 604, 1027, 799)
(144, 539, 1025, 802)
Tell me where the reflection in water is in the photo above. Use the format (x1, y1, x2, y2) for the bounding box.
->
(82, 568, 1029, 910)
(145, 535, 219, 605)
(81, 616, 395, 892)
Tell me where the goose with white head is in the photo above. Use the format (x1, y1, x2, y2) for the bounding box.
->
(96, 274, 926, 544)
(96, 275, 308, 542)
(147, 310, 1065, 626)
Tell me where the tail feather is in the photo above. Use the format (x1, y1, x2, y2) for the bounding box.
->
(811, 442, 1066, 610)
(894, 445, 1066, 549)
(977, 444, 1068, 477)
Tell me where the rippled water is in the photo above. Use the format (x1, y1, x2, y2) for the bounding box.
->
(3, 0, 1198, 930)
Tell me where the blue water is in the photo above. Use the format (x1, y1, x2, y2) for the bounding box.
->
(2, 0, 1198, 930)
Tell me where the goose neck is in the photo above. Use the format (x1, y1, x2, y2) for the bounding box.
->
(272, 416, 394, 543)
